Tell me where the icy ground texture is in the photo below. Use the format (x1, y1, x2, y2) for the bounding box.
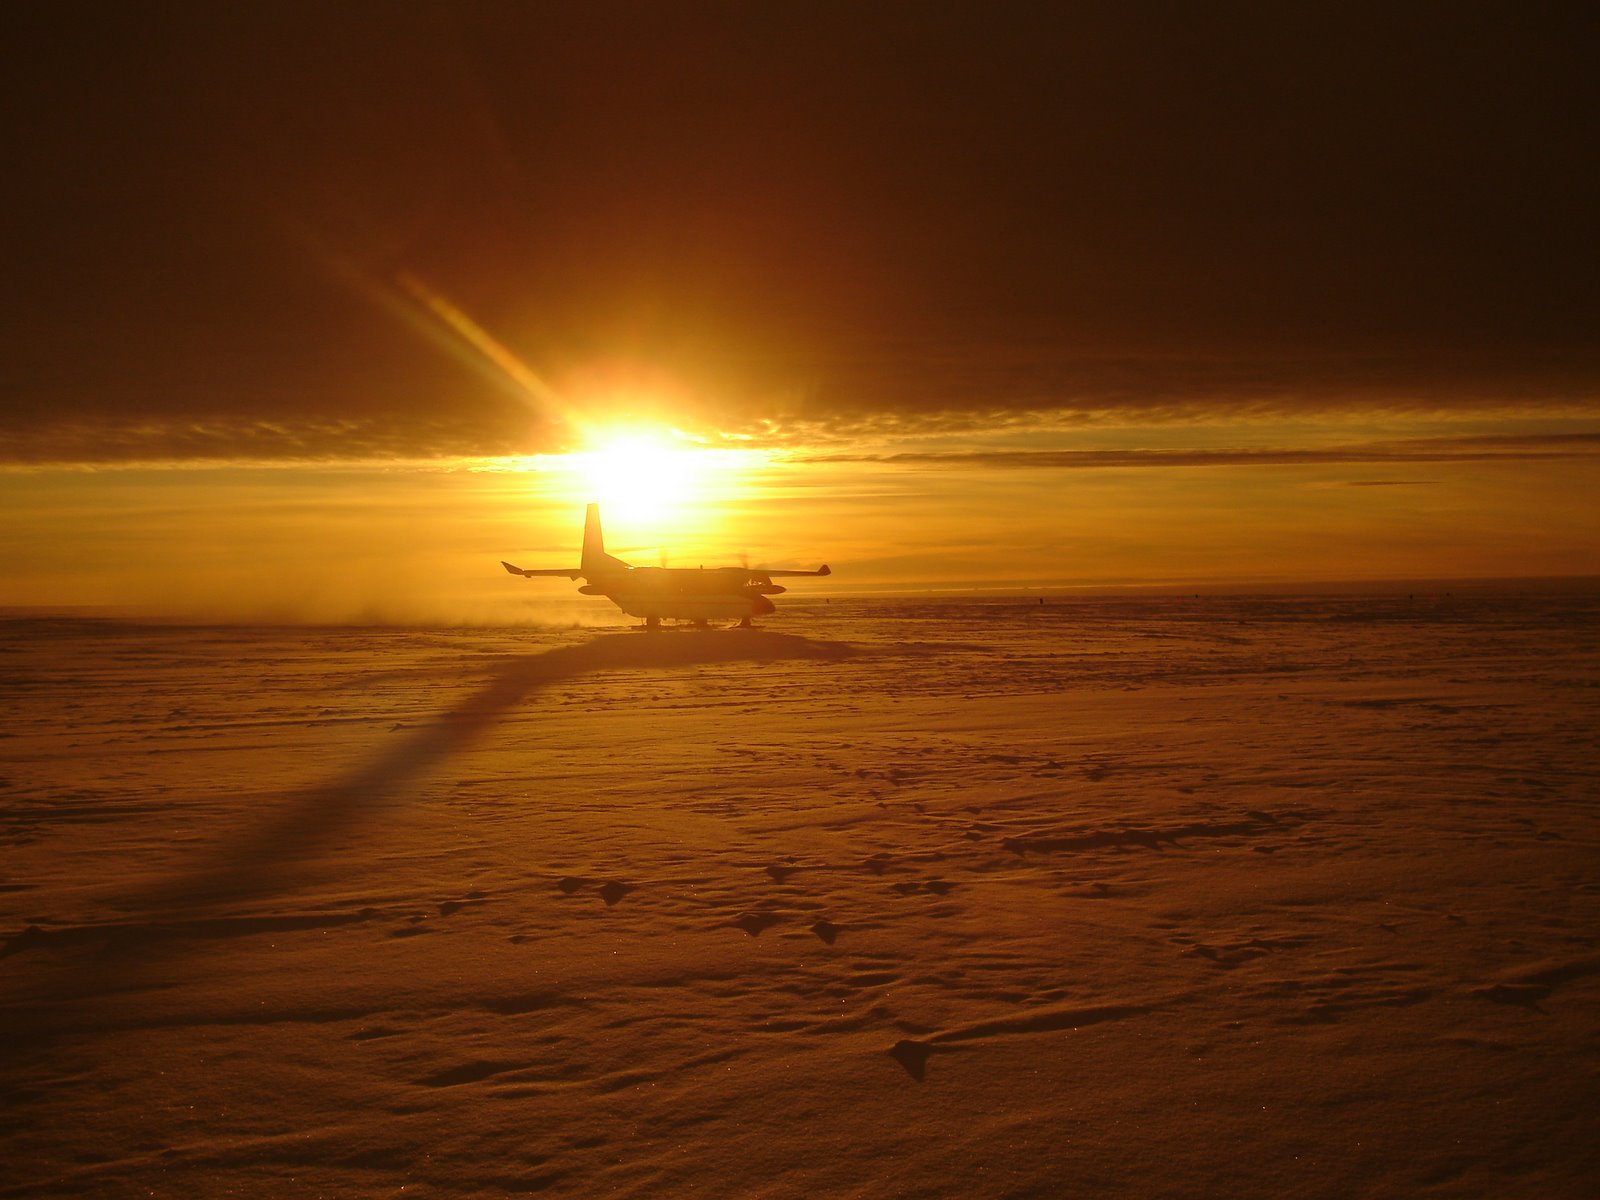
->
(2, 592, 1597, 1197)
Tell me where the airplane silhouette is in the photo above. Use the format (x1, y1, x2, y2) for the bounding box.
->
(502, 504, 831, 629)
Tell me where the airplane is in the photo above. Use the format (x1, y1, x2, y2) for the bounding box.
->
(502, 503, 831, 629)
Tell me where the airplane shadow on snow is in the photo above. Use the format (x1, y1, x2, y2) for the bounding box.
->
(0, 630, 854, 1013)
(142, 629, 855, 911)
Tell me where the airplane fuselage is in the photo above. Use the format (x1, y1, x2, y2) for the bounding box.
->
(579, 566, 781, 621)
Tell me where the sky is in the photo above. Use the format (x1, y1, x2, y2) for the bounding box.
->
(3, 1, 1597, 614)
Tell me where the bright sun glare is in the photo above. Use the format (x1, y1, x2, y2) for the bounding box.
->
(562, 428, 766, 532)
(575, 432, 695, 517)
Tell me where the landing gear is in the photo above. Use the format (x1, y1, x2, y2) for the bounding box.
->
(737, 617, 754, 629)
(643, 616, 661, 633)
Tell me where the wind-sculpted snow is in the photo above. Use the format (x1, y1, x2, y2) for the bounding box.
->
(1, 591, 1597, 1197)
(1, 630, 854, 1019)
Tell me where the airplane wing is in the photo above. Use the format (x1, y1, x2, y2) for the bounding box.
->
(757, 565, 831, 578)
(502, 562, 582, 579)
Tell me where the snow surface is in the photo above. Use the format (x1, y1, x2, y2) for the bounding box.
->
(2, 592, 1597, 1197)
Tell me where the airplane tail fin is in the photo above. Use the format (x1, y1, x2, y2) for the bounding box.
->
(581, 503, 630, 573)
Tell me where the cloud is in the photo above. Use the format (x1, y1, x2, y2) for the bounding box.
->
(6, 353, 1597, 467)
(4, 5, 1597, 469)
(5, 405, 1599, 471)
(0, 415, 549, 469)
(797, 432, 1600, 470)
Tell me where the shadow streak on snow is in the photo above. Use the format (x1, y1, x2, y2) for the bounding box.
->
(0, 630, 852, 1009)
(135, 630, 852, 911)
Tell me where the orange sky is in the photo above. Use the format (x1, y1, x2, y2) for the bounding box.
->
(3, 5, 1597, 616)
(3, 410, 1595, 620)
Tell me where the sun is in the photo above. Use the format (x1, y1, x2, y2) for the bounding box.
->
(573, 431, 698, 522)
(508, 424, 774, 547)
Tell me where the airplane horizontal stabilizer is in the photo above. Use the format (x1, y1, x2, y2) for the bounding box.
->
(761, 564, 831, 578)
